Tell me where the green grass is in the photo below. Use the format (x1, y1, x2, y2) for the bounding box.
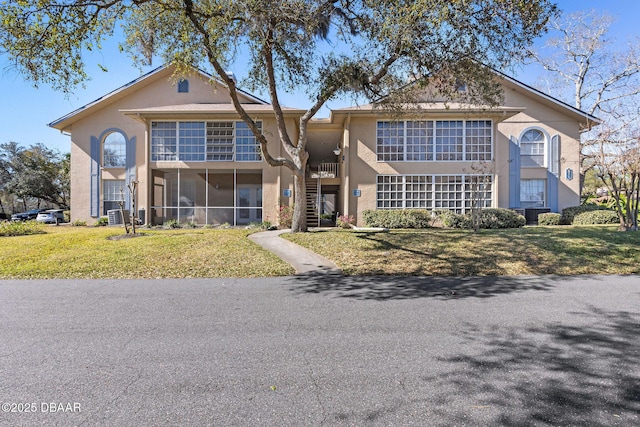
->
(284, 226, 640, 276)
(0, 227, 294, 279)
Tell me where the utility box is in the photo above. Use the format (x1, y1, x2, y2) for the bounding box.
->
(107, 209, 129, 226)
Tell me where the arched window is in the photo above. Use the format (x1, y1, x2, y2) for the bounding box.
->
(520, 128, 545, 167)
(103, 132, 126, 167)
(178, 79, 189, 93)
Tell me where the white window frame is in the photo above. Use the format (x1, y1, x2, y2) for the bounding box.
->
(519, 127, 548, 168)
(103, 132, 127, 168)
(376, 120, 493, 162)
(376, 174, 493, 214)
(151, 120, 262, 162)
(520, 179, 546, 208)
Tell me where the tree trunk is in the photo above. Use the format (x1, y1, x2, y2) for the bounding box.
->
(291, 173, 308, 232)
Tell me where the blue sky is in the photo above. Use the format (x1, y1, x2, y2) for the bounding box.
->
(1, 0, 638, 154)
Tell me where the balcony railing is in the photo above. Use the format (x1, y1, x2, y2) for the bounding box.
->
(310, 162, 339, 178)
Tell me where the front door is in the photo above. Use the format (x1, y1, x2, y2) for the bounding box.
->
(236, 184, 262, 224)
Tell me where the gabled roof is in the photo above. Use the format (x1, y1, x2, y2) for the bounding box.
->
(330, 67, 601, 128)
(49, 65, 269, 130)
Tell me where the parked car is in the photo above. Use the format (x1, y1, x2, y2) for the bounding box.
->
(36, 209, 65, 224)
(11, 209, 48, 221)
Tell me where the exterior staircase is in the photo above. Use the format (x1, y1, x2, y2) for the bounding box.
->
(306, 177, 320, 227)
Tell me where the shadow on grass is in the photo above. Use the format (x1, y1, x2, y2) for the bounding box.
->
(419, 306, 640, 425)
(286, 272, 570, 300)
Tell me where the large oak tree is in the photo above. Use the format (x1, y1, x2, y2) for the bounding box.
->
(1, 0, 557, 231)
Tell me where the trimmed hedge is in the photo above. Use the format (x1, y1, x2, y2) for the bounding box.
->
(440, 208, 526, 229)
(537, 212, 561, 226)
(560, 205, 608, 225)
(572, 210, 619, 225)
(362, 209, 432, 229)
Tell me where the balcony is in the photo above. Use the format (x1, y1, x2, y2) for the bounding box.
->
(309, 162, 339, 179)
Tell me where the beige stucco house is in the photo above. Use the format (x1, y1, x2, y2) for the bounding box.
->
(49, 65, 598, 226)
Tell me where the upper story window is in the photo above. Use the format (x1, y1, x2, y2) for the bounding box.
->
(103, 132, 126, 167)
(520, 129, 546, 167)
(151, 121, 262, 162)
(377, 120, 492, 162)
(178, 79, 189, 93)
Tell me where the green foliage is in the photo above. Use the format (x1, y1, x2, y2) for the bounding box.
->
(573, 210, 619, 225)
(71, 219, 87, 227)
(63, 210, 71, 223)
(183, 221, 197, 229)
(0, 142, 70, 209)
(163, 219, 181, 229)
(247, 220, 272, 230)
(362, 209, 432, 229)
(336, 214, 356, 229)
(560, 205, 609, 225)
(0, 220, 45, 237)
(0, 0, 556, 232)
(278, 205, 294, 229)
(537, 213, 561, 226)
(94, 217, 109, 227)
(440, 208, 525, 229)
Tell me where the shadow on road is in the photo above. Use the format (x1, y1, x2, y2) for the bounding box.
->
(421, 306, 640, 425)
(286, 272, 572, 300)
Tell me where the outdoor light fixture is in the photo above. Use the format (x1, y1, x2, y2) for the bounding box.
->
(333, 144, 341, 156)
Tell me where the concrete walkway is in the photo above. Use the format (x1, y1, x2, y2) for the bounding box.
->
(248, 229, 342, 275)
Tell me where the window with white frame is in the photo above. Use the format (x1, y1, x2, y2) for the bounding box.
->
(520, 179, 546, 208)
(435, 121, 464, 161)
(179, 122, 206, 161)
(465, 120, 492, 161)
(235, 121, 263, 161)
(103, 132, 126, 167)
(520, 129, 546, 167)
(103, 179, 126, 215)
(151, 122, 177, 161)
(377, 120, 492, 161)
(376, 174, 492, 214)
(376, 121, 404, 161)
(151, 121, 262, 162)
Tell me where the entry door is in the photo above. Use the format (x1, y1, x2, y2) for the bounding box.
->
(236, 184, 262, 224)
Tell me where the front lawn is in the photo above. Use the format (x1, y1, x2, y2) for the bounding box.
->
(284, 226, 640, 276)
(0, 227, 294, 279)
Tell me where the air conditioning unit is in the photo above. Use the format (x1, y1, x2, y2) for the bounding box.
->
(107, 209, 129, 225)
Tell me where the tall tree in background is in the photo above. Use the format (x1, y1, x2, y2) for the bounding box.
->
(528, 9, 640, 173)
(0, 142, 70, 211)
(1, 0, 557, 231)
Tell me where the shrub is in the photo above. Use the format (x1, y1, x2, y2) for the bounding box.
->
(537, 212, 561, 226)
(163, 219, 181, 229)
(0, 220, 45, 237)
(247, 220, 272, 230)
(362, 209, 432, 229)
(440, 208, 525, 229)
(63, 211, 71, 223)
(560, 205, 608, 225)
(94, 217, 109, 227)
(573, 210, 619, 225)
(183, 221, 197, 229)
(278, 205, 294, 228)
(336, 214, 355, 229)
(71, 219, 87, 226)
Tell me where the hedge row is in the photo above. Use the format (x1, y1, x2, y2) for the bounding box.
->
(440, 208, 526, 229)
(572, 210, 619, 225)
(560, 205, 609, 225)
(362, 209, 432, 228)
(537, 212, 561, 226)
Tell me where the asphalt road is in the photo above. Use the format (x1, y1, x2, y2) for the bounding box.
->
(0, 275, 638, 426)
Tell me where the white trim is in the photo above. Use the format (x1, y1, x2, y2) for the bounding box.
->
(518, 126, 549, 168)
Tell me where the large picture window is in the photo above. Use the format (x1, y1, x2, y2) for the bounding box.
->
(377, 120, 492, 162)
(152, 121, 262, 162)
(376, 174, 492, 214)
